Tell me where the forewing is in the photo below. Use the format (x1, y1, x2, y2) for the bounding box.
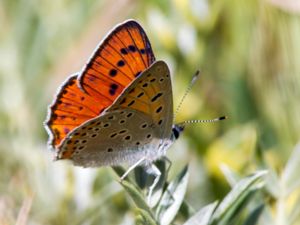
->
(78, 20, 155, 101)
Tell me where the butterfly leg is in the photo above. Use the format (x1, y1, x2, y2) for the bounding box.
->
(160, 156, 176, 204)
(146, 164, 161, 205)
(120, 157, 146, 181)
(162, 156, 172, 175)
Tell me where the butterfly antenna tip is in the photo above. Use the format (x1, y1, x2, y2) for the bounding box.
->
(219, 116, 228, 120)
(177, 115, 228, 126)
(192, 70, 200, 82)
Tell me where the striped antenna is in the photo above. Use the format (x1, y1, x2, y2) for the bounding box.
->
(174, 70, 200, 122)
(177, 116, 228, 127)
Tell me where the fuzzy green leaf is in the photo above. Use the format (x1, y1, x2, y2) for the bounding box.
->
(135, 208, 159, 225)
(281, 142, 300, 195)
(156, 165, 189, 225)
(243, 204, 265, 225)
(120, 180, 154, 220)
(212, 170, 267, 225)
(183, 201, 218, 225)
(220, 164, 240, 187)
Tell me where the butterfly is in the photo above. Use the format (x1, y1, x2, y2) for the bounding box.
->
(45, 20, 186, 171)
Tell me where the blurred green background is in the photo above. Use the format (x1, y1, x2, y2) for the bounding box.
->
(1, 0, 300, 224)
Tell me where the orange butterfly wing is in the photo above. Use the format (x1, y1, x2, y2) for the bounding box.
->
(78, 20, 155, 100)
(45, 20, 155, 151)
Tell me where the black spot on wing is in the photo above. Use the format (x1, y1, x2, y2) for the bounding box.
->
(128, 45, 136, 52)
(156, 106, 163, 113)
(135, 71, 141, 77)
(117, 60, 125, 67)
(151, 93, 163, 102)
(120, 48, 128, 55)
(109, 69, 117, 77)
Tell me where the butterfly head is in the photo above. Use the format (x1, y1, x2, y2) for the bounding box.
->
(171, 124, 185, 141)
